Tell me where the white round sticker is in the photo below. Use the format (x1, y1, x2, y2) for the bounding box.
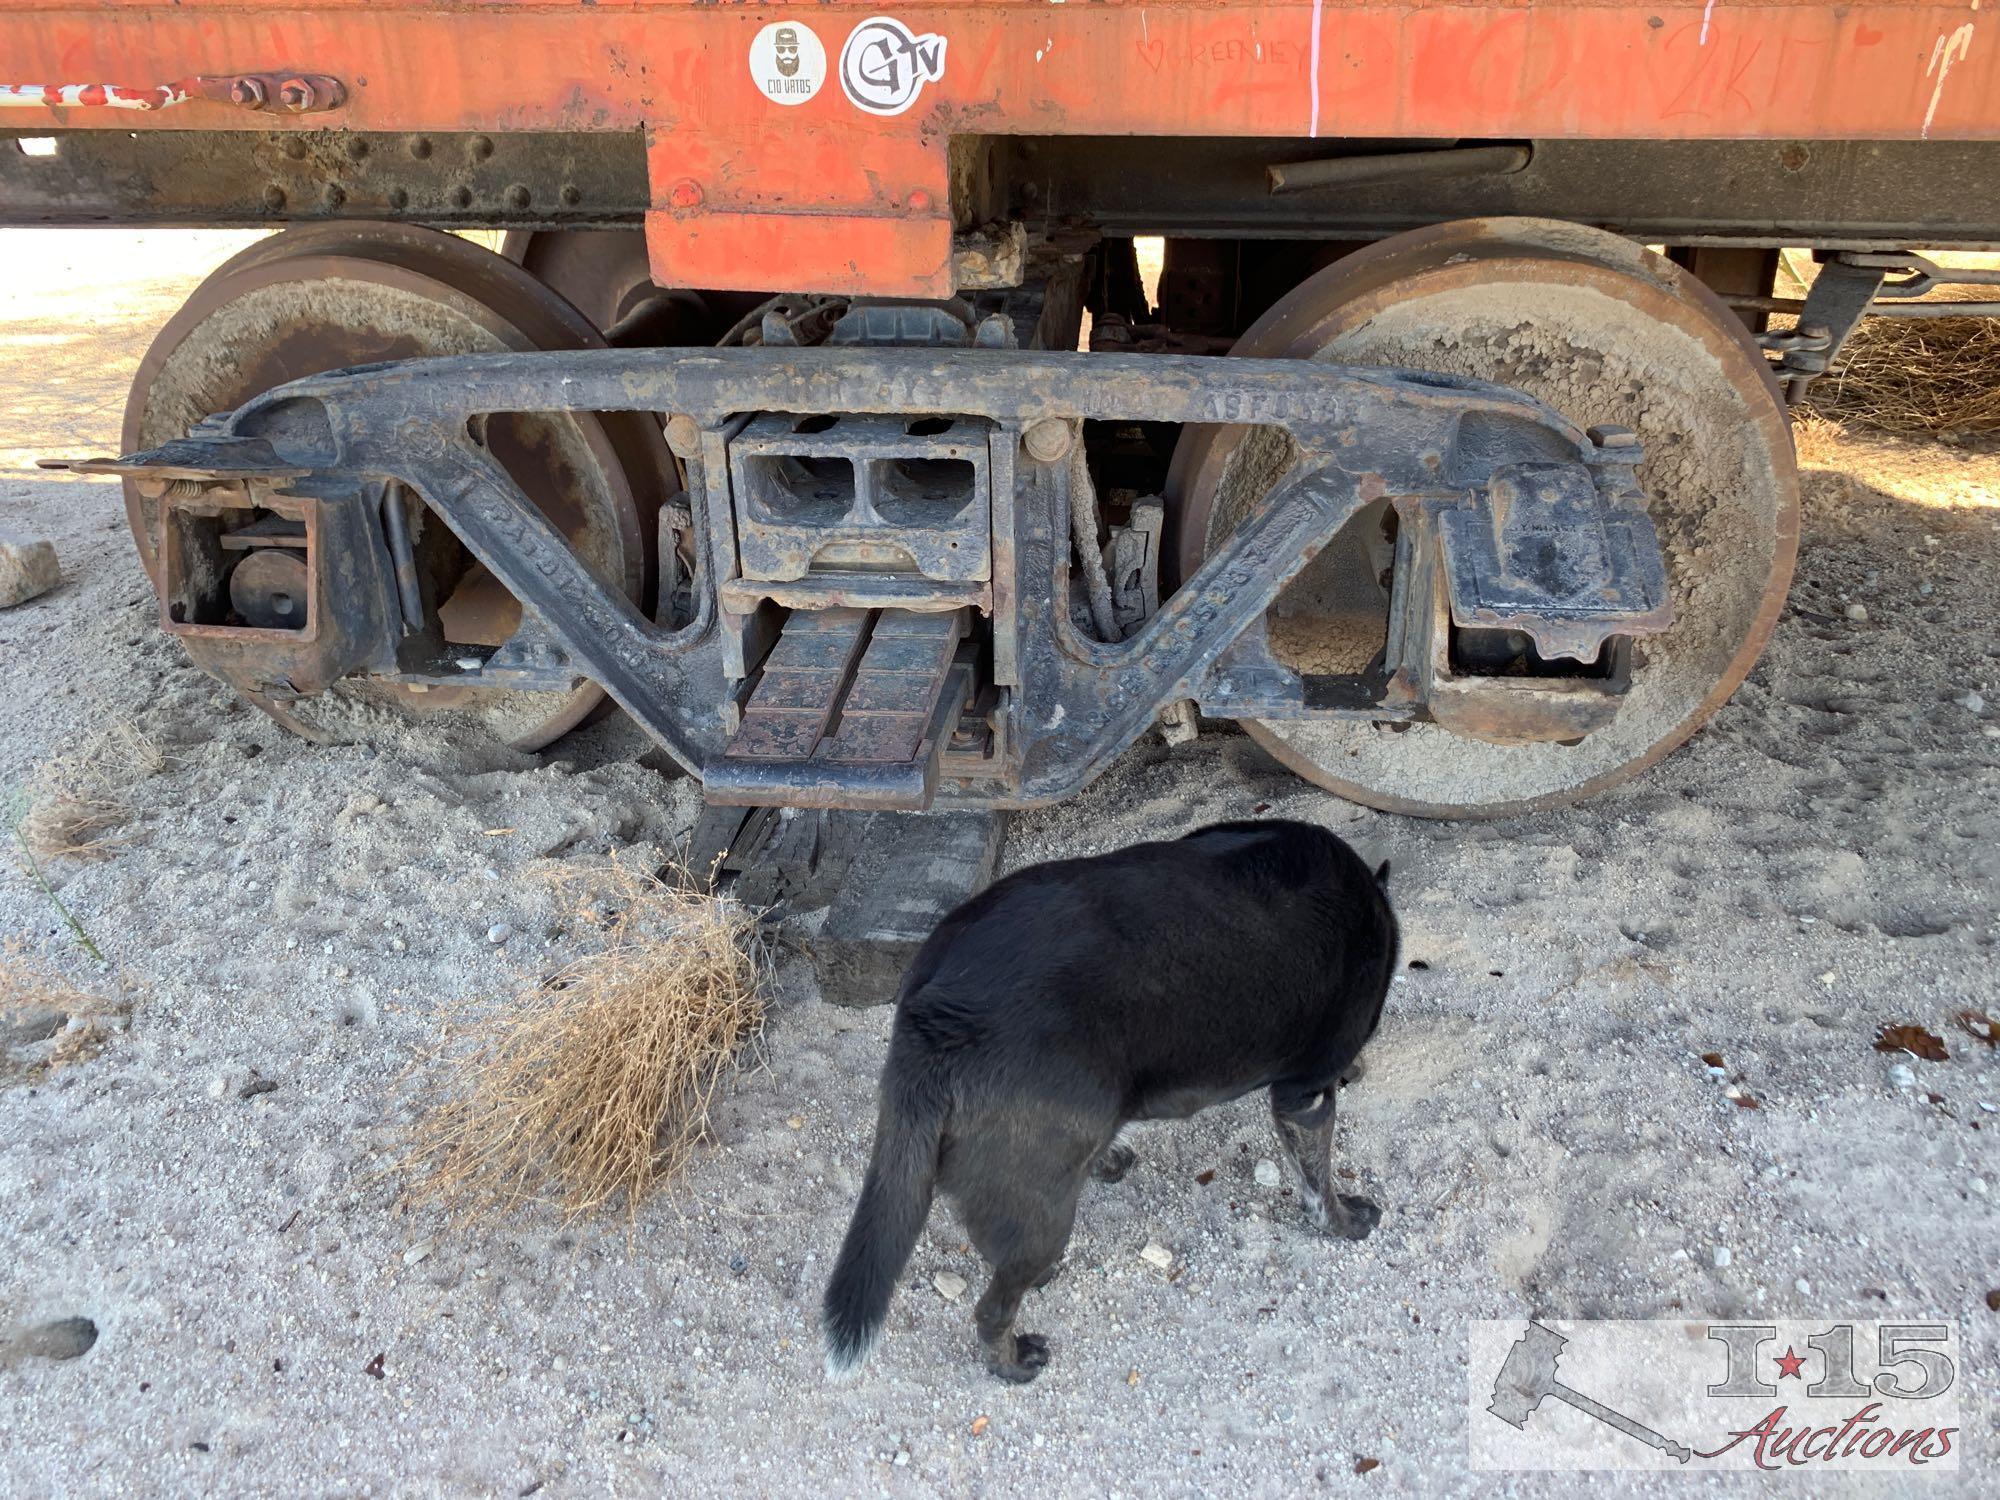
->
(748, 21, 827, 107)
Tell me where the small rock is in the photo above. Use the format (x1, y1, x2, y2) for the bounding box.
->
(933, 1271, 967, 1302)
(1253, 1159, 1282, 1188)
(1954, 690, 1986, 714)
(486, 923, 512, 945)
(206, 1075, 228, 1099)
(1844, 603, 1869, 622)
(1888, 1063, 1917, 1089)
(1712, 1246, 1733, 1269)
(7, 1316, 96, 1362)
(0, 532, 60, 609)
(1137, 1242, 1174, 1270)
(729, 1253, 749, 1276)
(402, 1242, 433, 1267)
(1795, 1278, 1813, 1296)
(238, 1073, 279, 1100)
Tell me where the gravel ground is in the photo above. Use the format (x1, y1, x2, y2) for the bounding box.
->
(1, 232, 1996, 1498)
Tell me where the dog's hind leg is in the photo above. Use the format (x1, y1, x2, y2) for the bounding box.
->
(1089, 1129, 1136, 1185)
(963, 1180, 1083, 1383)
(1270, 1081, 1381, 1241)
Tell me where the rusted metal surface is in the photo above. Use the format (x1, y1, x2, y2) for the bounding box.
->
(1166, 217, 1799, 816)
(66, 343, 1675, 810)
(1432, 451, 1672, 664)
(711, 607, 971, 808)
(9, 132, 2000, 259)
(729, 413, 992, 592)
(118, 223, 674, 751)
(1, 2, 1997, 294)
(146, 473, 400, 702)
(0, 73, 344, 114)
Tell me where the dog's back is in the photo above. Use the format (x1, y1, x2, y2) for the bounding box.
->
(823, 819, 1397, 1380)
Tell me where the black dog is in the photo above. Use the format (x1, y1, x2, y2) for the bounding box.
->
(822, 819, 1398, 1382)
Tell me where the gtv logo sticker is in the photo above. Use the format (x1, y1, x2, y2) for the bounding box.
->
(839, 16, 948, 116)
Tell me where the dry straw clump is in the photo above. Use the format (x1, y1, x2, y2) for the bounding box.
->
(1783, 247, 2000, 438)
(20, 720, 164, 862)
(1803, 316, 2000, 438)
(398, 862, 768, 1227)
(0, 948, 125, 1084)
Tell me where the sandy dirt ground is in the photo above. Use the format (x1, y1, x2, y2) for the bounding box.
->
(2, 231, 1997, 1498)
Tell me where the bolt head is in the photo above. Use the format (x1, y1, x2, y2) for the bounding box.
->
(278, 78, 317, 112)
(1021, 417, 1073, 465)
(664, 414, 703, 458)
(230, 77, 268, 108)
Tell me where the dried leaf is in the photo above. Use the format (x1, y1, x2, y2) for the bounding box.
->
(1355, 1456, 1382, 1475)
(1731, 1093, 1761, 1110)
(1874, 1024, 1949, 1062)
(970, 1415, 990, 1438)
(1985, 1289, 2000, 1313)
(363, 1352, 385, 1380)
(1700, 1052, 1726, 1069)
(1194, 1169, 1216, 1185)
(1954, 1011, 1998, 1048)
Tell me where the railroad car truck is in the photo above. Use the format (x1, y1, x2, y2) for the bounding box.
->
(4, 1, 1996, 817)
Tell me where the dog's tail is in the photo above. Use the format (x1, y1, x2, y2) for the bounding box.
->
(822, 1058, 948, 1379)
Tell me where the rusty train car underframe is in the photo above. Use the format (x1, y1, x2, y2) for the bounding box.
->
(6, 1, 1999, 816)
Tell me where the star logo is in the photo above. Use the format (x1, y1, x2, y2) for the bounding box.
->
(1774, 1346, 1807, 1380)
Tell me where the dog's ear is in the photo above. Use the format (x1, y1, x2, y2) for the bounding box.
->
(1374, 860, 1391, 887)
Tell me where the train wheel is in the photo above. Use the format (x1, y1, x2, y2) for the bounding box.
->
(124, 224, 675, 751)
(499, 229, 732, 346)
(1166, 218, 1800, 817)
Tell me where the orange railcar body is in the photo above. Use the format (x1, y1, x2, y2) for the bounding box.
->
(1, 1, 1994, 292)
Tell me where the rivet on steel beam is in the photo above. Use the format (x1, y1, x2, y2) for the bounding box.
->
(1021, 418, 1073, 464)
(669, 179, 704, 210)
(664, 414, 703, 458)
(907, 188, 932, 212)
